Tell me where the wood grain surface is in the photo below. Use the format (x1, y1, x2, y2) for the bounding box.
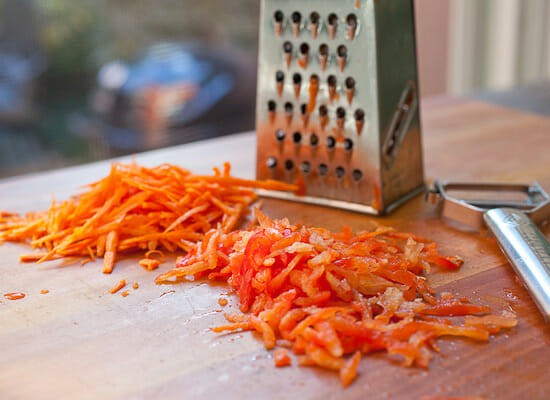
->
(1, 99, 549, 400)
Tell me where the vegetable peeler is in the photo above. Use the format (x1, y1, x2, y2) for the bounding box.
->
(427, 181, 550, 322)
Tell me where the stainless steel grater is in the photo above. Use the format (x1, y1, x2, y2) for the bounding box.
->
(255, 0, 424, 214)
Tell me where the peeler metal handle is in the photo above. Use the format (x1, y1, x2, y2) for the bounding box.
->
(484, 208, 550, 322)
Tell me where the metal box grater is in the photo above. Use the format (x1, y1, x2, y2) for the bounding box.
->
(255, 0, 424, 214)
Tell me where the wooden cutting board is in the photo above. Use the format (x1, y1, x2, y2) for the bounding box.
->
(1, 98, 549, 399)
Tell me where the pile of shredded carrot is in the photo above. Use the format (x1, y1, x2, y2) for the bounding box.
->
(156, 209, 517, 387)
(0, 162, 296, 273)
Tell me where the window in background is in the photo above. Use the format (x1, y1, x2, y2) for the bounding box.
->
(0, 0, 260, 178)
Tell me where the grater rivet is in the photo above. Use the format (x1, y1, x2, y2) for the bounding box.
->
(275, 129, 285, 142)
(283, 41, 293, 68)
(301, 161, 311, 174)
(284, 159, 294, 171)
(337, 45, 348, 72)
(346, 14, 358, 40)
(309, 133, 319, 146)
(352, 169, 363, 182)
(327, 75, 338, 103)
(276, 70, 285, 97)
(300, 103, 310, 128)
(335, 166, 345, 179)
(344, 138, 354, 151)
(266, 156, 278, 169)
(292, 131, 302, 144)
(273, 10, 284, 36)
(318, 44, 329, 71)
(291, 11, 302, 37)
(354, 108, 365, 134)
(293, 73, 302, 98)
(319, 104, 329, 130)
(318, 163, 329, 176)
(336, 107, 346, 129)
(298, 43, 310, 69)
(308, 12, 320, 39)
(326, 135, 336, 149)
(327, 13, 338, 40)
(345, 77, 356, 105)
(284, 102, 294, 126)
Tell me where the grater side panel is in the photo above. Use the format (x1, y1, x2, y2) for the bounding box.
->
(256, 0, 383, 212)
(375, 0, 425, 208)
(256, 0, 423, 214)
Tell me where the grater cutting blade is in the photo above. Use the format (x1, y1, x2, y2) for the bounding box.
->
(255, 0, 424, 214)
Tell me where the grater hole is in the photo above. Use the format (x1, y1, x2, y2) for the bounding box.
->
(327, 13, 338, 39)
(300, 103, 307, 115)
(276, 70, 285, 82)
(345, 77, 356, 89)
(326, 135, 336, 149)
(308, 12, 320, 38)
(284, 159, 295, 171)
(299, 43, 310, 55)
(335, 166, 345, 179)
(293, 73, 302, 84)
(327, 75, 337, 87)
(292, 131, 302, 144)
(337, 45, 348, 58)
(319, 43, 329, 56)
(284, 102, 294, 113)
(310, 73, 319, 83)
(275, 129, 285, 141)
(266, 156, 278, 169)
(291, 11, 302, 24)
(268, 100, 277, 112)
(274, 10, 284, 23)
(336, 107, 346, 119)
(283, 41, 293, 53)
(309, 12, 319, 25)
(309, 133, 319, 146)
(319, 163, 329, 176)
(319, 104, 328, 116)
(301, 161, 311, 174)
(354, 108, 365, 121)
(346, 13, 358, 39)
(346, 14, 358, 28)
(344, 138, 354, 151)
(352, 169, 363, 182)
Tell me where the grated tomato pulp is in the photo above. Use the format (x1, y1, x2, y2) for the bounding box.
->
(156, 209, 516, 387)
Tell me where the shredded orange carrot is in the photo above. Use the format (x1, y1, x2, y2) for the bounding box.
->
(145, 250, 165, 263)
(218, 297, 228, 306)
(139, 258, 161, 271)
(121, 290, 130, 297)
(103, 230, 118, 274)
(0, 162, 297, 273)
(156, 209, 516, 387)
(132, 282, 139, 290)
(40, 289, 49, 294)
(109, 279, 126, 294)
(273, 348, 292, 367)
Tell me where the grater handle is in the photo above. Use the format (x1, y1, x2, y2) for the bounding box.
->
(484, 207, 550, 323)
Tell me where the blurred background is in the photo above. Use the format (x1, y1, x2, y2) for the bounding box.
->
(1, 0, 549, 178)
